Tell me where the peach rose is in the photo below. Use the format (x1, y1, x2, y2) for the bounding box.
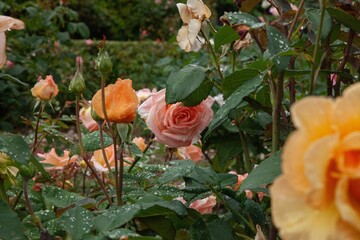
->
(136, 88, 157, 103)
(178, 144, 203, 162)
(91, 145, 115, 172)
(0, 15, 25, 68)
(31, 75, 59, 100)
(92, 79, 138, 123)
(138, 89, 214, 148)
(38, 148, 78, 169)
(189, 195, 216, 214)
(132, 137, 147, 152)
(79, 103, 99, 132)
(271, 83, 360, 240)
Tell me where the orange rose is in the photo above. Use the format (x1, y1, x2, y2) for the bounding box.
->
(92, 79, 138, 123)
(271, 83, 360, 240)
(91, 145, 115, 172)
(38, 148, 78, 169)
(31, 75, 59, 100)
(132, 137, 147, 152)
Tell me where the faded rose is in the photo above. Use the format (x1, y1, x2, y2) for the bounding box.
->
(138, 89, 214, 148)
(31, 75, 59, 101)
(92, 79, 138, 123)
(189, 195, 216, 214)
(271, 83, 360, 240)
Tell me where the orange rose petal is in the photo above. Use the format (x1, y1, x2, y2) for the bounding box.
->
(271, 176, 339, 240)
(335, 177, 360, 232)
(291, 97, 334, 140)
(333, 84, 360, 136)
(304, 134, 338, 207)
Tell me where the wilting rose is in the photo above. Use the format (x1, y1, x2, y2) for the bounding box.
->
(79, 103, 99, 132)
(92, 79, 138, 123)
(138, 89, 214, 148)
(176, 0, 211, 52)
(38, 148, 78, 169)
(189, 195, 216, 214)
(271, 83, 360, 240)
(132, 137, 147, 152)
(0, 15, 24, 68)
(177, 144, 203, 162)
(31, 75, 59, 100)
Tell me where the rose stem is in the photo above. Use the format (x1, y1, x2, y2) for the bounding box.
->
(75, 95, 113, 205)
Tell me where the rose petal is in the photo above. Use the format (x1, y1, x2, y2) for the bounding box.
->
(176, 19, 201, 52)
(0, 32, 6, 68)
(187, 0, 211, 20)
(177, 3, 192, 24)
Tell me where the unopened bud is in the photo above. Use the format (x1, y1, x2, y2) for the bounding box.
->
(69, 56, 86, 94)
(95, 36, 113, 76)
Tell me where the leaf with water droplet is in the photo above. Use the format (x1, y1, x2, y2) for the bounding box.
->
(0, 134, 30, 165)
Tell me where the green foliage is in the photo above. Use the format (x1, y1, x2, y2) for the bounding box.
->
(0, 201, 27, 240)
(83, 130, 112, 151)
(0, 134, 30, 165)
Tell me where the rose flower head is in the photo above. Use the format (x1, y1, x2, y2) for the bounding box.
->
(0, 15, 25, 68)
(176, 0, 211, 52)
(79, 102, 99, 132)
(138, 89, 214, 148)
(177, 144, 203, 162)
(271, 83, 360, 240)
(92, 79, 138, 123)
(31, 75, 59, 101)
(189, 195, 216, 214)
(38, 148, 78, 170)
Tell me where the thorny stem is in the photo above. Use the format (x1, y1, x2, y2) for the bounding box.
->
(23, 179, 42, 229)
(287, 0, 306, 40)
(113, 136, 121, 205)
(309, 0, 326, 95)
(200, 30, 224, 81)
(238, 131, 252, 173)
(32, 103, 45, 154)
(128, 137, 154, 173)
(101, 75, 111, 127)
(272, 71, 285, 153)
(99, 122, 114, 179)
(118, 141, 124, 206)
(76, 95, 113, 205)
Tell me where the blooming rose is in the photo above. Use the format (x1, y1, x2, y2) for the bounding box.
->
(92, 79, 138, 123)
(271, 83, 360, 240)
(38, 148, 78, 169)
(138, 89, 214, 148)
(91, 145, 115, 172)
(176, 0, 211, 52)
(79, 103, 99, 132)
(189, 195, 216, 214)
(177, 144, 203, 162)
(31, 75, 59, 100)
(132, 137, 147, 152)
(0, 15, 24, 68)
(136, 88, 157, 103)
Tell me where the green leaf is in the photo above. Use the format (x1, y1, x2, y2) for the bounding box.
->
(140, 216, 176, 240)
(77, 22, 90, 38)
(327, 7, 360, 33)
(158, 160, 196, 184)
(182, 79, 213, 107)
(244, 199, 266, 227)
(222, 69, 263, 98)
(30, 155, 51, 179)
(42, 186, 87, 208)
(166, 66, 208, 104)
(305, 8, 332, 39)
(94, 205, 141, 233)
(137, 201, 188, 217)
(266, 26, 291, 70)
(0, 201, 27, 240)
(83, 130, 112, 151)
(214, 25, 239, 51)
(61, 206, 93, 239)
(0, 134, 30, 165)
(240, 150, 282, 192)
(220, 11, 265, 29)
(204, 74, 263, 138)
(190, 217, 236, 240)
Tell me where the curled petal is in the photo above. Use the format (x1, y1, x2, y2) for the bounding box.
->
(187, 0, 211, 20)
(177, 3, 192, 24)
(177, 19, 201, 52)
(0, 15, 25, 32)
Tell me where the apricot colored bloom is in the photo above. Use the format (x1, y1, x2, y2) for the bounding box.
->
(189, 195, 216, 214)
(136, 88, 157, 103)
(138, 89, 214, 148)
(176, 0, 211, 52)
(177, 144, 203, 162)
(31, 75, 59, 100)
(0, 15, 24, 68)
(92, 79, 138, 123)
(38, 148, 78, 169)
(79, 103, 99, 132)
(91, 145, 115, 172)
(132, 137, 147, 152)
(271, 83, 360, 240)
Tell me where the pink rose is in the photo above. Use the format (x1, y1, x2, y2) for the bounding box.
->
(38, 148, 78, 169)
(84, 39, 93, 46)
(136, 88, 157, 103)
(189, 195, 216, 214)
(138, 89, 214, 148)
(178, 144, 203, 162)
(79, 103, 99, 132)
